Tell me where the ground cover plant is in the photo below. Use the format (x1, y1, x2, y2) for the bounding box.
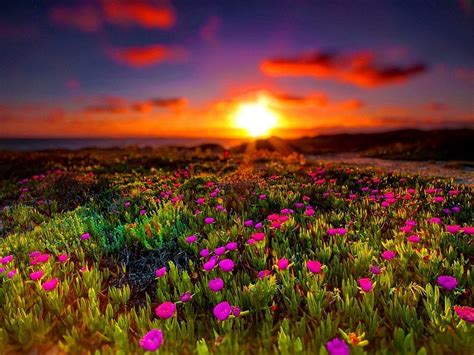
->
(0, 148, 473, 354)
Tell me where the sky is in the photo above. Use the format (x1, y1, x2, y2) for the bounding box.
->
(0, 0, 473, 138)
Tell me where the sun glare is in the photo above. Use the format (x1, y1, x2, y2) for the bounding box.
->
(234, 99, 278, 137)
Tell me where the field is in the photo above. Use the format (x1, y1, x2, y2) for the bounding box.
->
(0, 147, 473, 354)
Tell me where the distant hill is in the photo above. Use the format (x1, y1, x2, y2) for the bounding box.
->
(232, 129, 474, 161)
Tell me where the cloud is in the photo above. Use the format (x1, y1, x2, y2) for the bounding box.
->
(261, 50, 428, 88)
(454, 67, 474, 82)
(102, 0, 176, 29)
(148, 97, 188, 109)
(83, 96, 129, 114)
(200, 16, 222, 42)
(425, 101, 448, 111)
(66, 79, 81, 90)
(83, 96, 188, 114)
(269, 92, 328, 108)
(49, 4, 102, 32)
(0, 21, 40, 40)
(108, 44, 186, 68)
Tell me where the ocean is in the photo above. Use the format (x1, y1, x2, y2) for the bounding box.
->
(0, 137, 247, 151)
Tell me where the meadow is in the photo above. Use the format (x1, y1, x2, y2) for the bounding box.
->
(0, 147, 473, 354)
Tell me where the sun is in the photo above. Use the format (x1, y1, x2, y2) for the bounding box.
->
(234, 98, 278, 137)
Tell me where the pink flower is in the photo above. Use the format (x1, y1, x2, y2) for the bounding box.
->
(381, 250, 396, 260)
(196, 198, 205, 205)
(259, 194, 267, 200)
(462, 226, 474, 235)
(30, 270, 44, 281)
(306, 260, 322, 274)
(358, 278, 373, 292)
(1, 255, 13, 264)
(326, 338, 349, 355)
(208, 278, 224, 292)
(42, 278, 59, 291)
(446, 225, 461, 234)
(437, 275, 458, 291)
(204, 217, 215, 224)
(258, 270, 272, 279)
(247, 238, 256, 245)
(252, 232, 265, 241)
(218, 259, 235, 272)
(139, 329, 164, 352)
(305, 208, 315, 216)
(31, 253, 50, 265)
(155, 302, 176, 319)
(255, 222, 263, 229)
(433, 196, 444, 203)
(213, 301, 232, 321)
(277, 258, 289, 270)
(453, 306, 474, 323)
(57, 254, 69, 263)
(81, 233, 90, 240)
(407, 235, 420, 243)
(139, 209, 146, 215)
(7, 269, 17, 278)
(185, 235, 197, 244)
(155, 267, 167, 278)
(428, 217, 441, 224)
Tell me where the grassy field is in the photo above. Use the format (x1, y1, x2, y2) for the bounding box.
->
(0, 148, 473, 354)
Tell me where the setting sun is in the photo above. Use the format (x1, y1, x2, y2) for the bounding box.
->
(234, 99, 278, 137)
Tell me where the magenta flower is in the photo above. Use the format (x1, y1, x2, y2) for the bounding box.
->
(139, 329, 164, 352)
(277, 258, 289, 270)
(244, 220, 254, 227)
(226, 242, 238, 251)
(215, 246, 226, 255)
(326, 338, 350, 355)
(29, 251, 41, 258)
(453, 306, 474, 323)
(204, 217, 215, 224)
(30, 270, 44, 281)
(180, 291, 191, 303)
(258, 270, 272, 279)
(0, 267, 4, 274)
(247, 238, 256, 245)
(7, 269, 17, 279)
(259, 194, 267, 200)
(155, 267, 167, 278)
(306, 260, 322, 274)
(185, 235, 197, 244)
(208, 278, 224, 292)
(428, 217, 441, 224)
(196, 197, 205, 204)
(255, 222, 263, 229)
(57, 254, 68, 263)
(437, 275, 458, 291)
(200, 248, 210, 258)
(42, 278, 59, 291)
(358, 278, 373, 292)
(81, 232, 90, 240)
(370, 265, 382, 275)
(139, 209, 146, 215)
(203, 258, 217, 272)
(155, 302, 176, 319)
(213, 301, 232, 321)
(231, 306, 241, 317)
(305, 208, 315, 216)
(381, 250, 396, 260)
(407, 235, 420, 243)
(219, 259, 235, 272)
(1, 255, 13, 264)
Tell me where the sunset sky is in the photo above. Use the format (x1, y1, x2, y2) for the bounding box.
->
(1, 0, 473, 138)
